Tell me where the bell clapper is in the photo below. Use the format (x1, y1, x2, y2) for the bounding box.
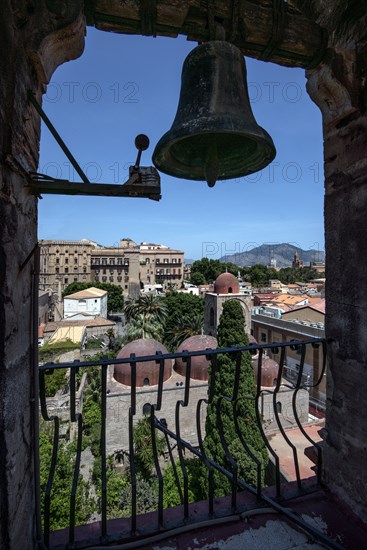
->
(205, 141, 219, 188)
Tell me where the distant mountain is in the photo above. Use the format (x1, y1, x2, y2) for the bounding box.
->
(185, 258, 195, 265)
(219, 243, 325, 268)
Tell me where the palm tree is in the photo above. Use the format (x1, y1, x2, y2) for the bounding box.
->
(126, 313, 163, 341)
(165, 314, 204, 350)
(123, 294, 168, 324)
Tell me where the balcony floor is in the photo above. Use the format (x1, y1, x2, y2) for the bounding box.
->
(51, 480, 367, 550)
(137, 487, 366, 550)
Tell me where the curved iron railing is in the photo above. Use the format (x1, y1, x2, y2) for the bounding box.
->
(37, 338, 339, 549)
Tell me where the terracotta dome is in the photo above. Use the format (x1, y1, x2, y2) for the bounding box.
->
(248, 334, 258, 345)
(114, 339, 172, 387)
(214, 272, 240, 295)
(252, 356, 279, 387)
(175, 335, 217, 381)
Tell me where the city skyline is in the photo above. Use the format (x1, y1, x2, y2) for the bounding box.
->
(38, 28, 325, 259)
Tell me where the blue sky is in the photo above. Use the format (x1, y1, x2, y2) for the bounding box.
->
(38, 28, 324, 260)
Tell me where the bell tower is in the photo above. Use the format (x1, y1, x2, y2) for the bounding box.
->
(204, 272, 251, 336)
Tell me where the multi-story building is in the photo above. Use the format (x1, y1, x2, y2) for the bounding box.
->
(138, 241, 184, 287)
(251, 301, 326, 411)
(39, 237, 184, 296)
(39, 239, 94, 292)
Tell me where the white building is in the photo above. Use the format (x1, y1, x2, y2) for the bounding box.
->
(63, 287, 108, 319)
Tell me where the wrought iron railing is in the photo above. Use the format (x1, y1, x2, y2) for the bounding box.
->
(37, 338, 342, 550)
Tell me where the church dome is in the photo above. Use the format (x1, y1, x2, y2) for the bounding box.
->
(252, 356, 279, 387)
(114, 339, 172, 387)
(214, 272, 240, 294)
(175, 335, 217, 381)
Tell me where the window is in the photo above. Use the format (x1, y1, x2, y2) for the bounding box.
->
(163, 258, 168, 264)
(102, 258, 107, 265)
(74, 267, 78, 272)
(74, 277, 78, 282)
(276, 401, 282, 413)
(103, 269, 106, 275)
(64, 277, 68, 283)
(125, 285, 128, 289)
(228, 287, 233, 293)
(261, 332, 267, 343)
(95, 259, 100, 265)
(109, 276, 114, 282)
(83, 267, 86, 273)
(110, 269, 113, 274)
(117, 258, 122, 265)
(56, 258, 59, 264)
(156, 259, 160, 264)
(109, 258, 115, 265)
(146, 258, 150, 264)
(143, 378, 149, 387)
(65, 267, 68, 273)
(166, 269, 171, 275)
(124, 259, 129, 265)
(74, 257, 78, 264)
(65, 258, 68, 264)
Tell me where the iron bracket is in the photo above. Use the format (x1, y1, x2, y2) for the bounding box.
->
(27, 91, 161, 201)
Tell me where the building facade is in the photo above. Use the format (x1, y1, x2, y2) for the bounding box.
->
(39, 238, 185, 296)
(39, 240, 94, 292)
(251, 313, 326, 410)
(63, 287, 108, 318)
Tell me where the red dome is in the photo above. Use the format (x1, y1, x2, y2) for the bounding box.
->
(214, 272, 240, 294)
(175, 335, 217, 381)
(114, 339, 171, 387)
(252, 357, 279, 387)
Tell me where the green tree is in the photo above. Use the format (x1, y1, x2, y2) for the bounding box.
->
(163, 458, 204, 508)
(163, 292, 204, 351)
(126, 313, 163, 341)
(189, 271, 206, 286)
(63, 282, 124, 313)
(133, 417, 166, 480)
(123, 294, 168, 324)
(190, 258, 241, 284)
(39, 432, 95, 530)
(203, 300, 268, 496)
(165, 314, 204, 349)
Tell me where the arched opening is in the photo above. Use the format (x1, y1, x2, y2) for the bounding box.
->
(228, 287, 233, 293)
(143, 377, 150, 386)
(210, 307, 215, 327)
(142, 403, 151, 416)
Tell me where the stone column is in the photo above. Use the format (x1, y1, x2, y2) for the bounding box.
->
(0, 3, 85, 548)
(307, 47, 367, 522)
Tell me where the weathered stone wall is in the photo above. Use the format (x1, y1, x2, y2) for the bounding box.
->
(306, 41, 367, 521)
(0, 3, 85, 548)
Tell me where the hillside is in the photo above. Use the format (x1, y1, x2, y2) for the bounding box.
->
(219, 243, 325, 268)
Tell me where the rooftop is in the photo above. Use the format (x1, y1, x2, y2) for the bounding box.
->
(64, 287, 107, 299)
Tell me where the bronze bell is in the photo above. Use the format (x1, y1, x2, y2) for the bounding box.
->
(153, 41, 276, 187)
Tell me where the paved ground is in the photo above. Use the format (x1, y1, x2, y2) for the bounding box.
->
(268, 423, 323, 481)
